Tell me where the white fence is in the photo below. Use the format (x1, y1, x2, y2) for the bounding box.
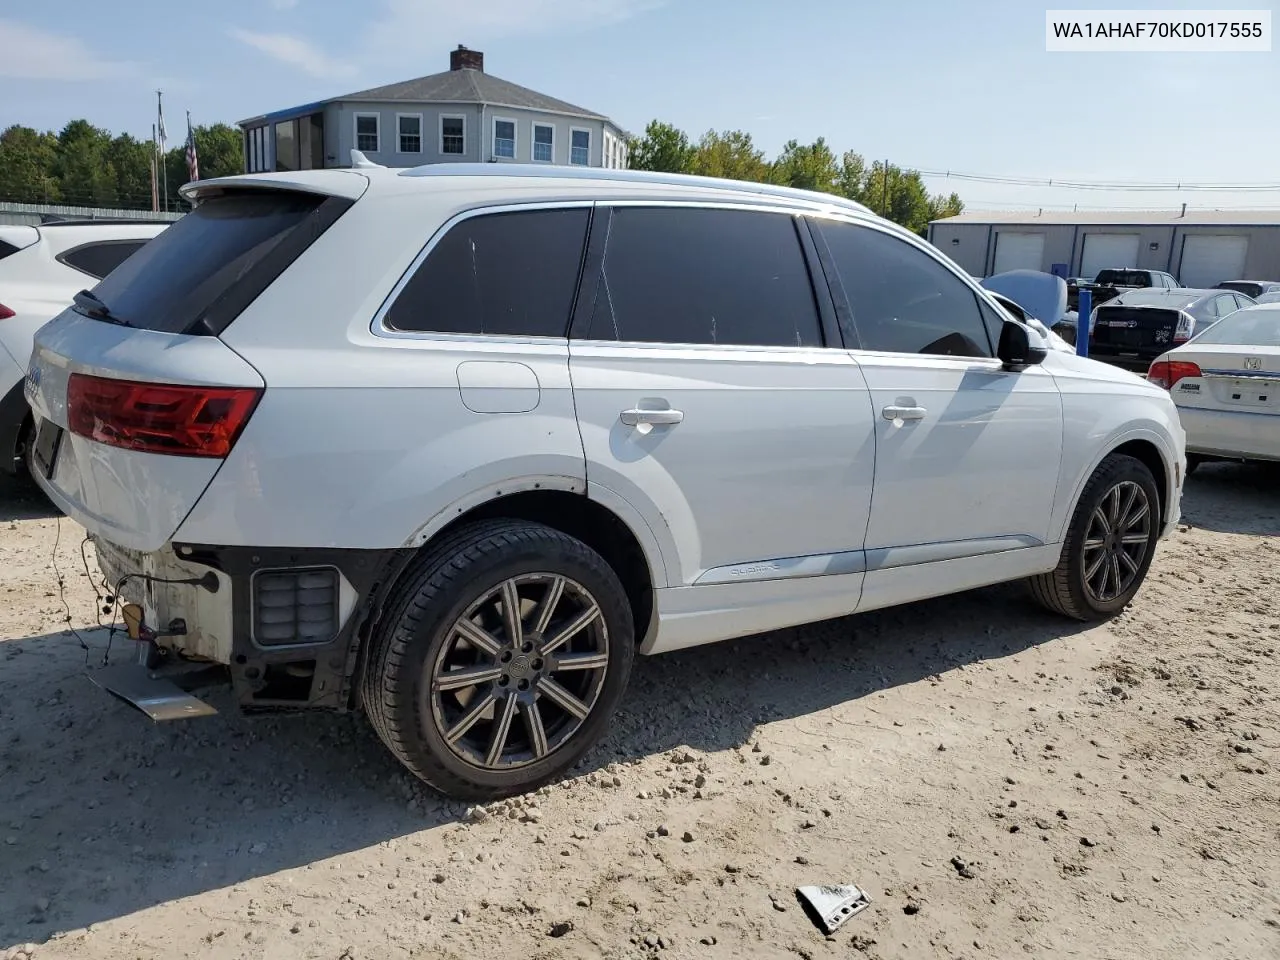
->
(0, 202, 184, 227)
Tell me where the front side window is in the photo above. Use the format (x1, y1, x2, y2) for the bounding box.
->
(355, 114, 379, 153)
(583, 206, 823, 348)
(533, 124, 554, 163)
(398, 115, 421, 153)
(493, 119, 515, 159)
(570, 129, 590, 166)
(383, 208, 589, 337)
(441, 116, 465, 155)
(816, 219, 993, 358)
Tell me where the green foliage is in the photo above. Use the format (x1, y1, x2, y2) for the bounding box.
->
(625, 119, 964, 235)
(627, 120, 694, 173)
(0, 118, 245, 210)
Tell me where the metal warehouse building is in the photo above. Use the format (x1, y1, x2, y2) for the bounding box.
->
(927, 210, 1280, 287)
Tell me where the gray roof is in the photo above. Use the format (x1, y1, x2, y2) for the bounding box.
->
(334, 68, 608, 121)
(932, 209, 1280, 226)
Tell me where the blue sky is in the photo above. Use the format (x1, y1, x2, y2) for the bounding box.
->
(2, 0, 1278, 211)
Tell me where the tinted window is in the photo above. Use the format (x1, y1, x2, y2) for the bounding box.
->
(59, 240, 147, 280)
(87, 190, 344, 335)
(583, 207, 822, 348)
(817, 220, 992, 357)
(1096, 270, 1151, 287)
(0, 240, 20, 262)
(385, 208, 588, 337)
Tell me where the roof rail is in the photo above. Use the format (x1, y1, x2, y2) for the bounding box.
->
(398, 162, 875, 216)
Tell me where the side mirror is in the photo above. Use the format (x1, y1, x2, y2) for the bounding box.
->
(997, 320, 1049, 370)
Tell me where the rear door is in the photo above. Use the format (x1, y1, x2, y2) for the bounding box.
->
(26, 188, 353, 551)
(568, 203, 876, 593)
(809, 216, 1063, 607)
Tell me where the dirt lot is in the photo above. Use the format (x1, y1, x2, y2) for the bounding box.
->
(1, 468, 1278, 960)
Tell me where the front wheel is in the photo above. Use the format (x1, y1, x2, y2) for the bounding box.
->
(362, 519, 634, 800)
(1029, 454, 1161, 620)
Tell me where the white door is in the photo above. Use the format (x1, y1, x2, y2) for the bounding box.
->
(568, 204, 877, 592)
(811, 217, 1064, 608)
(1080, 233, 1140, 279)
(993, 232, 1045, 274)
(1179, 235, 1248, 289)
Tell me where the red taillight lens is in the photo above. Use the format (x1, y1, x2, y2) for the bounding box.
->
(67, 373, 261, 458)
(0, 303, 14, 320)
(1146, 359, 1202, 390)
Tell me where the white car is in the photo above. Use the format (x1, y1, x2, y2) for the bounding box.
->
(0, 220, 168, 478)
(25, 161, 1186, 799)
(1147, 302, 1280, 471)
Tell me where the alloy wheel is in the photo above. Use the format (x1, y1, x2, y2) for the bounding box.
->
(1081, 480, 1152, 604)
(425, 573, 610, 771)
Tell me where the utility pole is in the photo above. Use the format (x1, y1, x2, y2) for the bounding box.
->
(882, 158, 889, 217)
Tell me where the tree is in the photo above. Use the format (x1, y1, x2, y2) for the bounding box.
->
(105, 134, 154, 209)
(627, 120, 694, 173)
(689, 129, 768, 183)
(53, 120, 118, 207)
(195, 123, 245, 180)
(927, 191, 965, 223)
(770, 137, 840, 194)
(0, 126, 61, 203)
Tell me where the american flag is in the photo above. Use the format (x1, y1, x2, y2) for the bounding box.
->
(185, 112, 199, 182)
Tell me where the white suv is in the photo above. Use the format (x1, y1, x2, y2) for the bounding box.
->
(25, 161, 1185, 799)
(0, 219, 167, 479)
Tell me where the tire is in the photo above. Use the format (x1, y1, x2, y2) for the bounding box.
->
(1185, 454, 1203, 476)
(362, 519, 635, 800)
(1029, 453, 1161, 621)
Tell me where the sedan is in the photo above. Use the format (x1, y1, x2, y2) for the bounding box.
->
(1215, 280, 1280, 300)
(1088, 287, 1255, 371)
(1147, 303, 1280, 472)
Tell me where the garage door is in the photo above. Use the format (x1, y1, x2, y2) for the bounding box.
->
(1080, 234, 1140, 280)
(1178, 235, 1248, 289)
(992, 233, 1045, 274)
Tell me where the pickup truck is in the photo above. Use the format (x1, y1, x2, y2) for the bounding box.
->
(1068, 268, 1182, 312)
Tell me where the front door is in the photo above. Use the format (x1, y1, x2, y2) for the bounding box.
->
(811, 216, 1064, 607)
(568, 204, 877, 597)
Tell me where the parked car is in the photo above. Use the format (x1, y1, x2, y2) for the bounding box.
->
(1214, 280, 1280, 300)
(1147, 303, 1279, 472)
(978, 270, 1075, 354)
(24, 161, 1187, 799)
(986, 292, 1074, 353)
(1256, 291, 1280, 305)
(1088, 287, 1255, 372)
(0, 220, 168, 479)
(1069, 268, 1181, 312)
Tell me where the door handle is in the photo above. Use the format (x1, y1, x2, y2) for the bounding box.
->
(620, 408, 684, 426)
(882, 405, 926, 421)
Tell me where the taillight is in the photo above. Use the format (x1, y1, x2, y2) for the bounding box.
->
(1173, 311, 1195, 343)
(0, 303, 14, 320)
(67, 373, 261, 458)
(1147, 359, 1202, 390)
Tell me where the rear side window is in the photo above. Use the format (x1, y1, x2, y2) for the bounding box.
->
(582, 206, 822, 347)
(58, 240, 148, 280)
(86, 190, 349, 335)
(816, 219, 992, 358)
(384, 208, 589, 337)
(0, 240, 20, 262)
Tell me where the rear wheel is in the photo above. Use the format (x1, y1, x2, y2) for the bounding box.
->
(1030, 454, 1161, 620)
(362, 519, 634, 800)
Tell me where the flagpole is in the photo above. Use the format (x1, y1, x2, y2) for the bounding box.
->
(157, 89, 168, 213)
(150, 123, 159, 212)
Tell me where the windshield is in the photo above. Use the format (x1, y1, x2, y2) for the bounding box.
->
(1095, 269, 1149, 287)
(1189, 307, 1280, 347)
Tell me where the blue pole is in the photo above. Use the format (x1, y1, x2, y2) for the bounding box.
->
(1076, 289, 1091, 357)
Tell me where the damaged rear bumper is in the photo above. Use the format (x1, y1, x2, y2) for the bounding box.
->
(92, 537, 413, 712)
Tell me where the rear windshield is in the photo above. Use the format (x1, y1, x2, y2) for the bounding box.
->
(1108, 290, 1195, 308)
(85, 190, 350, 335)
(1095, 270, 1150, 287)
(1190, 308, 1280, 347)
(1216, 281, 1258, 296)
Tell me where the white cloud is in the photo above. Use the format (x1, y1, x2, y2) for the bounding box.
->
(0, 19, 134, 80)
(227, 27, 356, 79)
(365, 0, 665, 54)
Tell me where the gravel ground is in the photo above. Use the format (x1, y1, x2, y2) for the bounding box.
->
(1, 466, 1278, 960)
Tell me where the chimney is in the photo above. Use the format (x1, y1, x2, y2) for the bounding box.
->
(450, 45, 484, 72)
